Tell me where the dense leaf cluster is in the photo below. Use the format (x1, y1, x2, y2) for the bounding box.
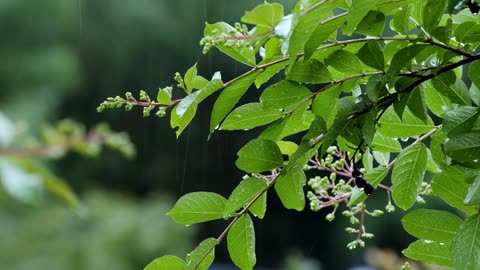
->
(100, 0, 480, 269)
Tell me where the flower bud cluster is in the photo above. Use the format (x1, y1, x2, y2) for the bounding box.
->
(97, 90, 169, 118)
(200, 23, 252, 54)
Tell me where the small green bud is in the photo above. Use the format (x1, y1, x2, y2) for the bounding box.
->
(349, 216, 359, 224)
(143, 106, 152, 117)
(416, 196, 426, 204)
(326, 213, 335, 222)
(326, 146, 338, 154)
(345, 227, 357, 234)
(342, 210, 352, 217)
(401, 262, 410, 270)
(107, 97, 115, 102)
(385, 204, 395, 213)
(362, 232, 375, 239)
(155, 107, 167, 117)
(125, 103, 133, 111)
(125, 92, 134, 101)
(372, 210, 384, 217)
(139, 90, 149, 102)
(330, 173, 336, 181)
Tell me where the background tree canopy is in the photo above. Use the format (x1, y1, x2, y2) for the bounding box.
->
(3, 0, 480, 270)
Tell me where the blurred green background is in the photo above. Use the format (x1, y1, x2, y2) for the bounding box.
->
(0, 1, 422, 269)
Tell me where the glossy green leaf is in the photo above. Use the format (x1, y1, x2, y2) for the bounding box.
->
(259, 102, 313, 142)
(249, 190, 267, 219)
(236, 139, 283, 173)
(210, 71, 259, 133)
(424, 81, 454, 118)
(355, 10, 385, 36)
(186, 238, 217, 270)
(227, 214, 256, 270)
(470, 60, 480, 90)
(423, 0, 447, 33)
(344, 0, 376, 35)
(431, 73, 471, 105)
(304, 14, 346, 60)
(157, 87, 172, 105)
(431, 173, 477, 215)
(172, 76, 223, 137)
(391, 6, 411, 34)
(464, 175, 480, 205)
(311, 85, 341, 127)
(144, 255, 186, 270)
(378, 107, 435, 138)
(325, 50, 363, 74)
(407, 88, 428, 122)
(444, 132, 480, 163)
(392, 143, 427, 210)
(426, 148, 441, 173)
(402, 209, 462, 242)
(204, 22, 255, 66)
(241, 2, 283, 27)
(276, 141, 298, 156)
(287, 0, 342, 63)
(373, 151, 390, 166)
(387, 44, 428, 77)
(192, 75, 208, 90)
(254, 60, 288, 88)
(184, 63, 198, 93)
(454, 21, 480, 43)
(349, 167, 390, 206)
(443, 106, 479, 137)
(286, 59, 332, 84)
(275, 164, 306, 211)
(357, 41, 385, 71)
(220, 103, 283, 131)
(451, 214, 480, 270)
(260, 80, 311, 111)
(372, 133, 401, 152)
(224, 177, 268, 217)
(403, 240, 453, 268)
(167, 192, 227, 225)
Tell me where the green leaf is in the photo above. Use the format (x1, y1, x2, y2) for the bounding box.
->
(157, 87, 172, 105)
(465, 175, 480, 205)
(287, 0, 342, 63)
(387, 44, 428, 77)
(236, 139, 283, 173)
(192, 76, 209, 90)
(344, 0, 376, 35)
(444, 132, 480, 163)
(423, 0, 447, 33)
(304, 14, 346, 60)
(402, 209, 462, 242)
(249, 190, 267, 219)
(224, 177, 268, 217)
(426, 148, 441, 173)
(227, 214, 256, 270)
(451, 214, 480, 270)
(260, 80, 311, 111)
(172, 76, 224, 137)
(366, 75, 389, 102)
(275, 164, 306, 211)
(255, 60, 289, 88)
(325, 50, 363, 74)
(392, 143, 427, 210)
(391, 6, 411, 34)
(144, 255, 186, 270)
(431, 172, 477, 215)
(443, 106, 479, 137)
(286, 58, 332, 84)
(210, 71, 259, 133)
(259, 102, 314, 141)
(470, 60, 480, 90)
(276, 141, 298, 156)
(184, 63, 198, 93)
(407, 88, 428, 122)
(424, 80, 454, 118)
(470, 83, 480, 106)
(320, 118, 354, 156)
(361, 107, 378, 146)
(167, 192, 227, 225)
(373, 151, 390, 166)
(220, 103, 283, 131)
(378, 107, 435, 138)
(311, 85, 341, 127)
(186, 238, 217, 270)
(431, 73, 471, 105)
(349, 167, 390, 206)
(357, 41, 385, 71)
(355, 10, 385, 36)
(403, 240, 453, 268)
(372, 133, 401, 152)
(242, 2, 283, 27)
(454, 21, 480, 43)
(204, 22, 255, 66)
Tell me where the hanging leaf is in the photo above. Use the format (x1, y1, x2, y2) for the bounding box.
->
(387, 44, 429, 77)
(224, 177, 268, 217)
(311, 85, 341, 128)
(286, 58, 332, 84)
(260, 80, 311, 111)
(255, 60, 289, 88)
(275, 164, 306, 211)
(236, 139, 283, 173)
(392, 143, 427, 210)
(451, 214, 480, 270)
(402, 209, 462, 242)
(357, 40, 385, 71)
(464, 175, 480, 205)
(424, 80, 454, 118)
(241, 2, 284, 28)
(227, 214, 257, 270)
(355, 10, 386, 36)
(377, 107, 435, 138)
(372, 133, 401, 152)
(469, 60, 480, 90)
(343, 0, 376, 35)
(325, 50, 364, 74)
(442, 106, 479, 137)
(403, 240, 453, 268)
(184, 63, 198, 93)
(431, 173, 477, 215)
(167, 192, 227, 225)
(186, 238, 217, 270)
(431, 73, 471, 106)
(220, 103, 283, 131)
(444, 132, 480, 163)
(423, 0, 448, 33)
